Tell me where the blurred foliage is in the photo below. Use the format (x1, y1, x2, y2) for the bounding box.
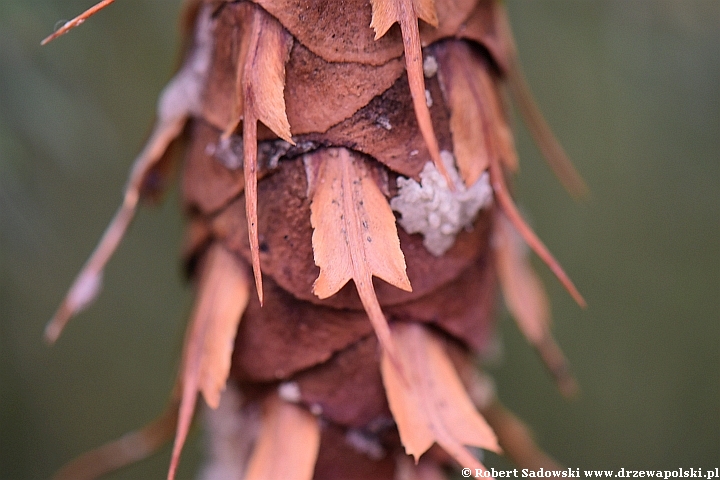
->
(1, 1, 718, 479)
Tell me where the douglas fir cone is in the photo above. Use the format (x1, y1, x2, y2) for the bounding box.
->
(44, 0, 588, 479)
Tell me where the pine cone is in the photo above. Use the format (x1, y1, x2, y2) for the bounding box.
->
(46, 1, 587, 479)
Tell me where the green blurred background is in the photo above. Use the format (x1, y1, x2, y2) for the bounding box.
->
(1, 1, 718, 479)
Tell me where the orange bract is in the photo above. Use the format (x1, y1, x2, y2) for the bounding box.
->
(41, 0, 115, 45)
(310, 148, 412, 369)
(382, 323, 499, 471)
(233, 5, 295, 304)
(495, 213, 579, 397)
(169, 245, 250, 480)
(371, 0, 453, 187)
(244, 394, 320, 480)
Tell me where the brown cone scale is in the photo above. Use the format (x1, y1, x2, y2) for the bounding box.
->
(205, 149, 490, 309)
